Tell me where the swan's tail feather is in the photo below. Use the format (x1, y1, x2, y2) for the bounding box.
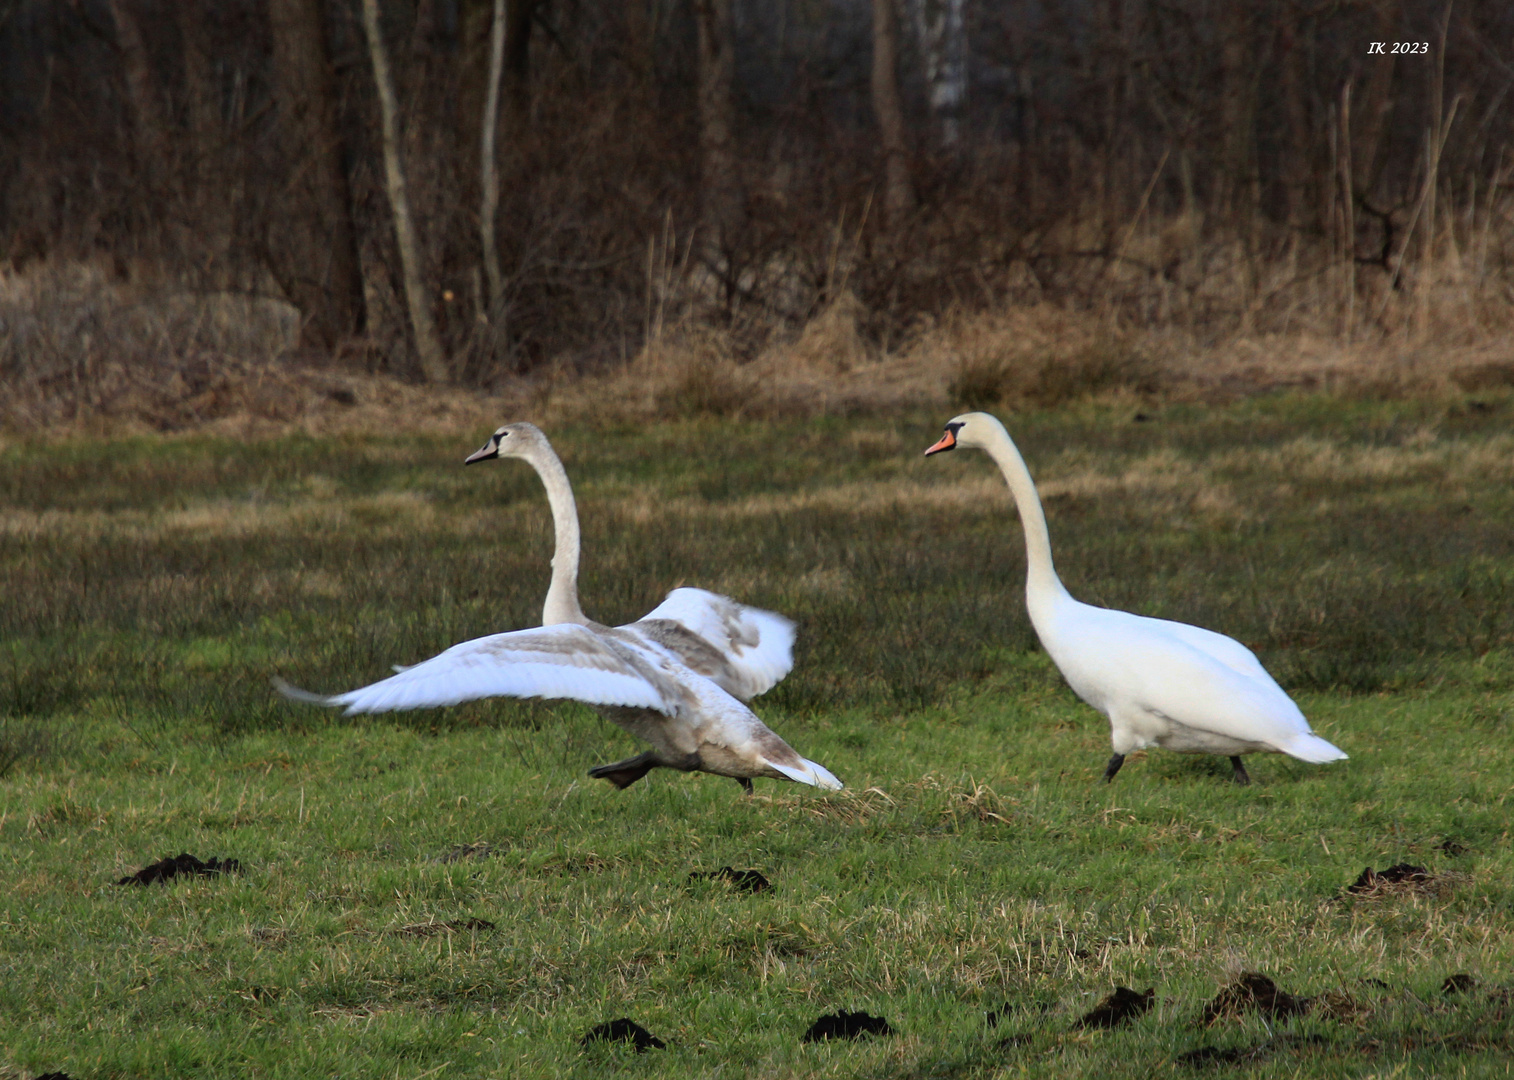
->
(1281, 732, 1348, 763)
(272, 676, 343, 708)
(767, 756, 844, 791)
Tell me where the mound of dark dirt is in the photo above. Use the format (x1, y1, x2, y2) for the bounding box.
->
(1200, 973, 1309, 1025)
(1074, 986, 1153, 1029)
(1438, 839, 1468, 856)
(117, 852, 242, 886)
(1443, 974, 1479, 995)
(690, 866, 772, 893)
(580, 1018, 666, 1052)
(802, 1010, 895, 1042)
(34, 1073, 77, 1080)
(1346, 863, 1433, 895)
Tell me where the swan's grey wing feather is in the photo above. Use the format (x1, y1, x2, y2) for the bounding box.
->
(632, 587, 796, 700)
(276, 624, 671, 716)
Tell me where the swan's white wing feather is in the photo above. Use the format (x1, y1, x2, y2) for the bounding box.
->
(278, 624, 671, 716)
(632, 587, 796, 700)
(1052, 605, 1343, 759)
(1136, 615, 1274, 684)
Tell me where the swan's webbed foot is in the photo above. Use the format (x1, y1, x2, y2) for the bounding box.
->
(1229, 756, 1251, 786)
(588, 751, 658, 790)
(735, 777, 754, 795)
(1102, 754, 1126, 783)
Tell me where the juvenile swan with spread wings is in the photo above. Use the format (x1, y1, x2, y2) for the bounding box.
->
(925, 412, 1346, 785)
(279, 423, 840, 793)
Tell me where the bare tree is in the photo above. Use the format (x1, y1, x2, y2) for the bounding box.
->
(871, 0, 915, 223)
(480, 0, 508, 319)
(694, 0, 741, 239)
(360, 0, 448, 383)
(267, 0, 366, 351)
(912, 0, 967, 148)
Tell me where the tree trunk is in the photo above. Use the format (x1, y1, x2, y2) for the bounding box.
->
(1217, 4, 1251, 216)
(107, 0, 169, 169)
(1279, 16, 1312, 229)
(694, 0, 741, 240)
(177, 2, 232, 277)
(871, 0, 914, 223)
(1350, 0, 1398, 199)
(480, 0, 507, 318)
(360, 0, 448, 383)
(912, 0, 968, 148)
(267, 0, 366, 352)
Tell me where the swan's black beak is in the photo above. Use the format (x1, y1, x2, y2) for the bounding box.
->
(924, 428, 958, 456)
(465, 438, 499, 465)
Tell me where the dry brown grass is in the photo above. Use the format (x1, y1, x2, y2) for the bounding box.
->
(5, 215, 1514, 442)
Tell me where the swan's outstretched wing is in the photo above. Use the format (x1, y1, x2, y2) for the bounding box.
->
(276, 624, 672, 716)
(631, 587, 796, 700)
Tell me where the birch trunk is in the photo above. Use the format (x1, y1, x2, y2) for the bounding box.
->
(480, 0, 507, 319)
(911, 0, 967, 148)
(360, 0, 448, 383)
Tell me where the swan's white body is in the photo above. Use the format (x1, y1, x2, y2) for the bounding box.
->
(279, 424, 840, 793)
(926, 412, 1346, 782)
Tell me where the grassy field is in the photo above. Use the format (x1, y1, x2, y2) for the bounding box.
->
(2, 397, 1512, 1078)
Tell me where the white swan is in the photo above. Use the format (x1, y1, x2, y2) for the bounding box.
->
(925, 412, 1346, 784)
(278, 423, 840, 793)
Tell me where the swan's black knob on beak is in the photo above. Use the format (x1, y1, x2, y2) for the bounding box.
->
(465, 438, 500, 465)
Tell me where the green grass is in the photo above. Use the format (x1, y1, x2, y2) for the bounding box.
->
(2, 397, 1513, 1077)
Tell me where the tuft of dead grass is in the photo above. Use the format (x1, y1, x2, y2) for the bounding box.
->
(5, 252, 1514, 443)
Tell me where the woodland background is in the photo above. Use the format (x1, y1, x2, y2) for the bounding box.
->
(1, 0, 1512, 430)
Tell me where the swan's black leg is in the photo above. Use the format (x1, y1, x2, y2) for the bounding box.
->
(1229, 756, 1251, 786)
(1102, 754, 1126, 783)
(735, 777, 754, 794)
(588, 752, 658, 789)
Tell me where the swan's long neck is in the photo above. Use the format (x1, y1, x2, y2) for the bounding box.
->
(528, 447, 588, 626)
(978, 421, 1070, 615)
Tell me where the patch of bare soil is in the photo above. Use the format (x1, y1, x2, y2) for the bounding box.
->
(390, 918, 495, 937)
(1346, 863, 1444, 897)
(1443, 974, 1479, 996)
(116, 852, 242, 885)
(1200, 972, 1310, 1026)
(802, 1010, 895, 1043)
(689, 866, 772, 893)
(579, 1018, 666, 1052)
(1074, 986, 1154, 1030)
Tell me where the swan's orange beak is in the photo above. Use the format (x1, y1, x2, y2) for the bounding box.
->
(465, 438, 499, 465)
(924, 429, 957, 456)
